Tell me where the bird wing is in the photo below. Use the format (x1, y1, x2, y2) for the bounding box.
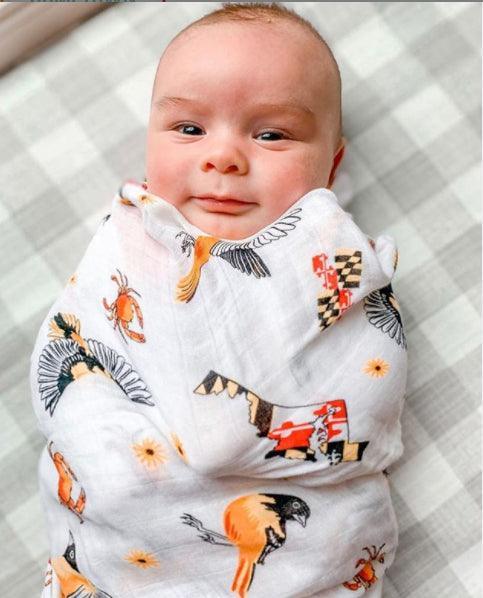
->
(38, 339, 87, 416)
(246, 207, 302, 249)
(87, 339, 154, 406)
(209, 207, 302, 277)
(67, 586, 112, 598)
(224, 494, 284, 549)
(364, 284, 407, 349)
(210, 243, 270, 278)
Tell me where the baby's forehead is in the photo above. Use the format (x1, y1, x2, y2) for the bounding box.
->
(152, 18, 341, 141)
(155, 19, 337, 94)
(165, 19, 329, 66)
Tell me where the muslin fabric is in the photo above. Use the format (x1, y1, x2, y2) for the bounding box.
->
(32, 181, 407, 597)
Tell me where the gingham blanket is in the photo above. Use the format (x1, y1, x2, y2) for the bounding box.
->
(32, 180, 407, 597)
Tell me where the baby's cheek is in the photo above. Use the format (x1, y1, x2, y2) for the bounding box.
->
(145, 153, 187, 202)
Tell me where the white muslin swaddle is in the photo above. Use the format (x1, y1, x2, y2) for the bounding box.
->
(32, 180, 407, 598)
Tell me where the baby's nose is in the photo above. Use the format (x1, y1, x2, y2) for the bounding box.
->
(201, 143, 248, 175)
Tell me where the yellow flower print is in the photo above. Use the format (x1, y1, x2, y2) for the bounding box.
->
(132, 438, 168, 469)
(171, 433, 188, 464)
(125, 549, 160, 569)
(363, 358, 390, 378)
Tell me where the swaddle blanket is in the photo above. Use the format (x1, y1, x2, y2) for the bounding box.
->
(32, 180, 408, 598)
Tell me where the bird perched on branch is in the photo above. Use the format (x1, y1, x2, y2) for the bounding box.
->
(181, 492, 310, 597)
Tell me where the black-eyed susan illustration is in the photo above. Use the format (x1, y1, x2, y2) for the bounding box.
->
(364, 284, 407, 349)
(124, 549, 160, 570)
(131, 438, 168, 469)
(194, 372, 369, 466)
(362, 358, 390, 379)
(174, 208, 302, 303)
(343, 544, 386, 591)
(102, 269, 146, 343)
(51, 531, 112, 597)
(48, 442, 86, 523)
(37, 312, 154, 416)
(170, 432, 189, 464)
(181, 493, 310, 598)
(312, 249, 362, 331)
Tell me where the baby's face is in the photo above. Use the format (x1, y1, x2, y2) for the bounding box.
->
(146, 21, 342, 240)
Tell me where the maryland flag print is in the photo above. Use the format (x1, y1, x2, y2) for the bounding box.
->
(194, 371, 369, 466)
(312, 248, 362, 331)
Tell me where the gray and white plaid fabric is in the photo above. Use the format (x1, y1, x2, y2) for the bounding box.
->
(0, 2, 480, 597)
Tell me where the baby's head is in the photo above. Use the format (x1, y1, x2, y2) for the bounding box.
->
(146, 3, 344, 240)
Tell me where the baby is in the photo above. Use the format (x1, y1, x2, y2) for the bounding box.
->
(32, 3, 407, 597)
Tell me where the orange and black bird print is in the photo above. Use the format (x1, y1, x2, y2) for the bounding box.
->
(174, 207, 302, 303)
(181, 493, 310, 597)
(51, 531, 112, 597)
(37, 312, 153, 416)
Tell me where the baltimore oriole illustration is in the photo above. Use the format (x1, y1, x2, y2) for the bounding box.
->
(51, 531, 112, 597)
(174, 207, 302, 302)
(181, 493, 310, 597)
(37, 312, 153, 416)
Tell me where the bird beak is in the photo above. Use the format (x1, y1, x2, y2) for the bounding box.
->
(293, 514, 307, 527)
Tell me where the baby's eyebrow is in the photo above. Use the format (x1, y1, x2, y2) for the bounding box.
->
(153, 95, 315, 119)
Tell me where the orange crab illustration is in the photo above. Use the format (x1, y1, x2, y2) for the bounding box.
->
(343, 544, 385, 591)
(103, 269, 145, 343)
(48, 442, 86, 524)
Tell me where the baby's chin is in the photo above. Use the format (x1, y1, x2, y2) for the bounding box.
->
(188, 212, 261, 241)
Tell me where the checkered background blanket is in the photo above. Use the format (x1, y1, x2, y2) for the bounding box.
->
(0, 2, 480, 596)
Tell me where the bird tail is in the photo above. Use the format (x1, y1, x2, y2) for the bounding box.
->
(231, 555, 256, 598)
(48, 313, 88, 352)
(176, 264, 201, 303)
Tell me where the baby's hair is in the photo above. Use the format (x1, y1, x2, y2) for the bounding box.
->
(179, 2, 329, 44)
(153, 2, 342, 139)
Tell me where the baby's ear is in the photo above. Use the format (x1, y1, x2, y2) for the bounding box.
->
(327, 138, 345, 189)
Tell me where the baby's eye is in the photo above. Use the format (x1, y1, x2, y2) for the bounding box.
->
(175, 124, 204, 136)
(256, 131, 286, 141)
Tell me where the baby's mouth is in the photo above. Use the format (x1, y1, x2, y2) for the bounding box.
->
(192, 196, 255, 213)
